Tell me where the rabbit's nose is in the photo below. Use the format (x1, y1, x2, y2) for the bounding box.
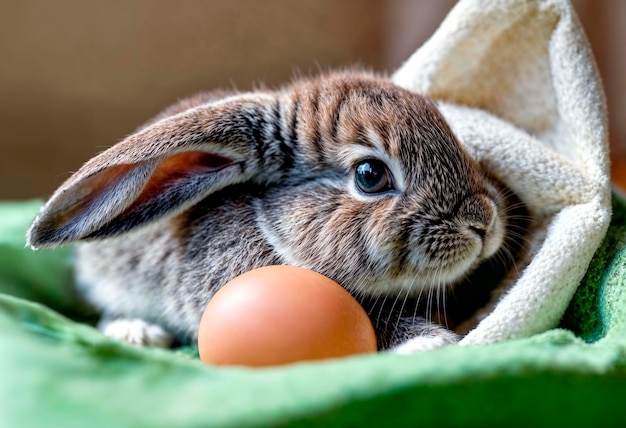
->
(468, 223, 487, 240)
(458, 195, 495, 231)
(457, 194, 502, 258)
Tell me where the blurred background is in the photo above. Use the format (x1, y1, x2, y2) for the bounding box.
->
(1, 0, 624, 199)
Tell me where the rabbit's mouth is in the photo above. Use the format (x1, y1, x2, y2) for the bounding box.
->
(398, 195, 506, 288)
(357, 225, 505, 299)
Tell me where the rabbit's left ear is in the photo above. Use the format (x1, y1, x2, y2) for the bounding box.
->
(28, 93, 284, 248)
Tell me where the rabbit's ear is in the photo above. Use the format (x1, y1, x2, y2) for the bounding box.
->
(28, 93, 282, 248)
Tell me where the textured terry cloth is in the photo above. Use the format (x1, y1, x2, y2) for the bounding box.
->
(0, 197, 625, 427)
(393, 0, 612, 344)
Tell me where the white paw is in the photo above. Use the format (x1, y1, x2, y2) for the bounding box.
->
(99, 318, 174, 348)
(392, 333, 459, 354)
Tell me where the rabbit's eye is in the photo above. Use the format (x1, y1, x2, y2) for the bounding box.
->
(355, 159, 394, 194)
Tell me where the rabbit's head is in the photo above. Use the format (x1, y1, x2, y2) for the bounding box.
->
(28, 72, 508, 300)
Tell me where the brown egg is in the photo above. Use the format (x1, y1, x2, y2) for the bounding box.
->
(197, 265, 377, 367)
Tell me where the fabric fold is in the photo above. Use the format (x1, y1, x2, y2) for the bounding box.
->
(393, 0, 612, 344)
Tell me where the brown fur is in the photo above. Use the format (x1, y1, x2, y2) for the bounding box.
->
(28, 71, 527, 351)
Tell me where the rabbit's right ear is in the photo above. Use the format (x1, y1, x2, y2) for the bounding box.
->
(28, 93, 287, 248)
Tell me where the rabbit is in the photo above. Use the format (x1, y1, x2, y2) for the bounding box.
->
(27, 70, 527, 353)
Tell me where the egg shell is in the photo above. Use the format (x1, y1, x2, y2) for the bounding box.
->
(198, 265, 377, 367)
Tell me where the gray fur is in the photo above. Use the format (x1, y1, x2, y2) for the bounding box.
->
(27, 72, 527, 351)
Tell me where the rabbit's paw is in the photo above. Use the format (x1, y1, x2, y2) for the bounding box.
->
(99, 318, 174, 348)
(392, 330, 459, 354)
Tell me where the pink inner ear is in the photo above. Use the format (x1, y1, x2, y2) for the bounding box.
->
(39, 150, 235, 242)
(134, 150, 234, 204)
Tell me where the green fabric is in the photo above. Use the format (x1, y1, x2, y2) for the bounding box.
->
(1, 197, 625, 427)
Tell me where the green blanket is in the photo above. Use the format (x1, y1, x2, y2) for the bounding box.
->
(1, 196, 625, 427)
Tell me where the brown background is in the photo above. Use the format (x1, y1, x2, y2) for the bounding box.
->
(1, 0, 623, 199)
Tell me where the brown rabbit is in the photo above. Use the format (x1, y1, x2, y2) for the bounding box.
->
(27, 71, 526, 352)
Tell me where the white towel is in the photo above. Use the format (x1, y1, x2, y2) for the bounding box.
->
(393, 0, 611, 344)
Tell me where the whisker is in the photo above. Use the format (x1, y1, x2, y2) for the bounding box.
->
(439, 276, 449, 329)
(374, 295, 388, 332)
(392, 283, 413, 335)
